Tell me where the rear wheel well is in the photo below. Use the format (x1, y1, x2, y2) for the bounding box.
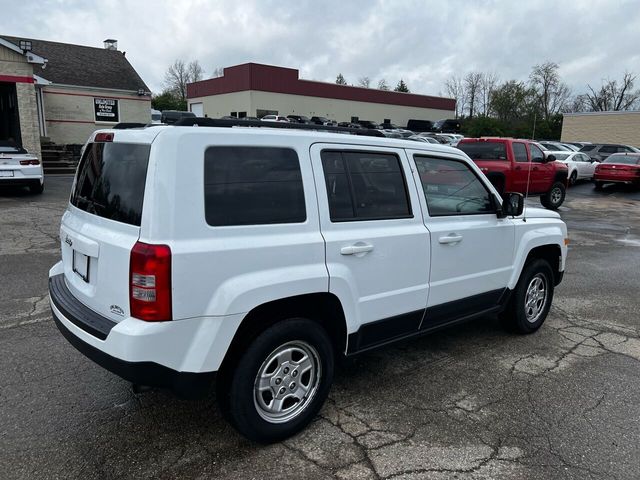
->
(524, 245, 562, 285)
(219, 293, 348, 373)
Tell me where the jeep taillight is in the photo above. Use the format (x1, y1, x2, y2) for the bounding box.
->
(130, 241, 172, 321)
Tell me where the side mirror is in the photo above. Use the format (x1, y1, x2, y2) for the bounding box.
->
(500, 192, 524, 217)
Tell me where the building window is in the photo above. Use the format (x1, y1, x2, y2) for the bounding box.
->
(94, 98, 119, 123)
(230, 112, 238, 118)
(238, 111, 247, 118)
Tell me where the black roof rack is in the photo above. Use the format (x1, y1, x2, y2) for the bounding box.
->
(172, 117, 386, 138)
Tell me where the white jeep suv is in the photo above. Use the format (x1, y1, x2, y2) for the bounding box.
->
(49, 121, 568, 443)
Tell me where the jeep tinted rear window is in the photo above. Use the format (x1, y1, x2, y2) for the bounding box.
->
(70, 142, 150, 226)
(458, 142, 508, 160)
(204, 147, 306, 226)
(321, 150, 411, 221)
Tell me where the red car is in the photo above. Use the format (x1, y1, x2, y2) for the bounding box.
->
(594, 153, 640, 189)
(457, 138, 568, 209)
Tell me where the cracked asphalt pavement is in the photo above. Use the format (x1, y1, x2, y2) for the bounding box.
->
(1, 177, 639, 479)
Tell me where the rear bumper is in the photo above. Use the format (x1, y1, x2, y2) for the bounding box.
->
(48, 266, 243, 395)
(51, 310, 214, 397)
(0, 166, 43, 185)
(594, 174, 638, 184)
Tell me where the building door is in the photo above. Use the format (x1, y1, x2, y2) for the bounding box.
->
(190, 102, 204, 117)
(0, 82, 22, 146)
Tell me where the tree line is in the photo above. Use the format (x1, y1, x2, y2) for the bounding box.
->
(443, 63, 640, 140)
(335, 73, 410, 92)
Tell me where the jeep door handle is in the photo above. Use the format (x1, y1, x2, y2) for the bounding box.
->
(340, 244, 374, 255)
(438, 234, 463, 244)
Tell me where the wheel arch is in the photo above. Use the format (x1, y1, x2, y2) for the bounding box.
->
(218, 293, 348, 373)
(509, 230, 565, 289)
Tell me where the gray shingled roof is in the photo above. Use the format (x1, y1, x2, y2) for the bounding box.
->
(1, 36, 149, 92)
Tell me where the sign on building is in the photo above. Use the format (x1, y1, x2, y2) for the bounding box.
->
(94, 98, 119, 122)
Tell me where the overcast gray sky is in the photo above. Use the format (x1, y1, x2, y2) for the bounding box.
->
(2, 0, 639, 97)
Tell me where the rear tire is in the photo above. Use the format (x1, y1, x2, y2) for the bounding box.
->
(29, 181, 44, 194)
(217, 318, 334, 443)
(540, 182, 565, 210)
(500, 259, 554, 334)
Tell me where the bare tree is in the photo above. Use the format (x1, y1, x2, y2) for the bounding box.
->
(480, 72, 499, 116)
(585, 72, 640, 111)
(357, 76, 371, 88)
(164, 59, 205, 102)
(211, 66, 224, 78)
(529, 62, 571, 120)
(377, 78, 390, 90)
(444, 75, 466, 118)
(464, 72, 483, 118)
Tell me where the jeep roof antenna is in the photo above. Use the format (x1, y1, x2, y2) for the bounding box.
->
(523, 144, 533, 223)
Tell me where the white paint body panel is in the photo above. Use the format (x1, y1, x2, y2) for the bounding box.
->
(50, 126, 568, 374)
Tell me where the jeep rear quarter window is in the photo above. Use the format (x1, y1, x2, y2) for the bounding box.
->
(458, 142, 508, 160)
(70, 142, 150, 226)
(204, 146, 306, 226)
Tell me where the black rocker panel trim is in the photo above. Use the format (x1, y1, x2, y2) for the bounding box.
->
(347, 289, 509, 355)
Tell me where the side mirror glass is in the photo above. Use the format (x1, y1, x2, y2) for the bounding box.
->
(502, 192, 524, 217)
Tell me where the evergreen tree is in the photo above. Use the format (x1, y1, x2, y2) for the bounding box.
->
(394, 79, 410, 92)
(336, 73, 347, 85)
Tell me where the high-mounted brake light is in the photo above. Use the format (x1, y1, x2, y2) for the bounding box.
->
(129, 241, 172, 321)
(95, 132, 114, 142)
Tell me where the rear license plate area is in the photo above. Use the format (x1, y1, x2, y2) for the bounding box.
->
(72, 251, 90, 282)
(0, 170, 14, 177)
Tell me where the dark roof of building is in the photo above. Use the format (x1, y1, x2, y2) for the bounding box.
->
(1, 36, 149, 92)
(187, 63, 456, 111)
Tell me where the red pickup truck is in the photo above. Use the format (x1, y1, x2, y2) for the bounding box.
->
(457, 138, 569, 210)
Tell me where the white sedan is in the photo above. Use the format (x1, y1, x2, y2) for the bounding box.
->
(550, 151, 598, 184)
(0, 142, 44, 194)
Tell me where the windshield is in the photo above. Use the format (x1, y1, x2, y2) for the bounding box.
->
(579, 145, 596, 152)
(458, 142, 508, 160)
(553, 153, 570, 160)
(0, 141, 27, 154)
(603, 154, 640, 165)
(70, 142, 151, 226)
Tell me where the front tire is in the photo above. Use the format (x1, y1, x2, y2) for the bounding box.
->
(540, 182, 566, 210)
(501, 259, 554, 334)
(218, 318, 334, 443)
(569, 171, 577, 186)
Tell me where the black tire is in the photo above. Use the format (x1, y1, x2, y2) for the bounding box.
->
(540, 181, 566, 210)
(594, 181, 603, 190)
(500, 259, 554, 334)
(29, 181, 44, 194)
(217, 318, 334, 443)
(569, 171, 577, 186)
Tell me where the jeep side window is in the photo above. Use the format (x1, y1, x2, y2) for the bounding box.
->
(529, 144, 545, 162)
(513, 142, 528, 163)
(414, 156, 495, 216)
(204, 146, 306, 226)
(321, 150, 411, 221)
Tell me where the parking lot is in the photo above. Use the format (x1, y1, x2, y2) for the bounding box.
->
(1, 176, 639, 479)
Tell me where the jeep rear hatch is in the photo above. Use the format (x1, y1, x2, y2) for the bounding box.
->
(60, 139, 151, 323)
